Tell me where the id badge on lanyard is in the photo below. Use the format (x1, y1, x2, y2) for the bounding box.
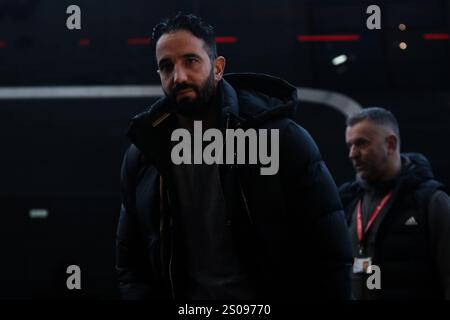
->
(353, 191, 392, 274)
(353, 257, 372, 274)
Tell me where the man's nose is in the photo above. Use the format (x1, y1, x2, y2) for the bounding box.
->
(349, 145, 359, 159)
(173, 63, 188, 85)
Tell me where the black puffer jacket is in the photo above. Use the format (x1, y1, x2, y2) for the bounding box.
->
(340, 153, 446, 299)
(116, 73, 353, 299)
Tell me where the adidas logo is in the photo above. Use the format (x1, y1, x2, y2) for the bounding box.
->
(404, 216, 419, 226)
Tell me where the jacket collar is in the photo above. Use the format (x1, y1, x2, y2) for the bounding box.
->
(126, 72, 299, 171)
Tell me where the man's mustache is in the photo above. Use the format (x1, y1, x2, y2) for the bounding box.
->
(172, 83, 197, 95)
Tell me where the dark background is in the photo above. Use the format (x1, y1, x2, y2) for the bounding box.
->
(0, 0, 449, 299)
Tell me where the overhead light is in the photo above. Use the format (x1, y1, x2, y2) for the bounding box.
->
(399, 42, 407, 50)
(332, 54, 348, 66)
(29, 208, 49, 219)
(399, 24, 406, 31)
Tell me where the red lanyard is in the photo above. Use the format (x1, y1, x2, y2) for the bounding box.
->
(356, 191, 393, 244)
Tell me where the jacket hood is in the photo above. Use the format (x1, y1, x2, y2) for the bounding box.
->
(401, 152, 435, 181)
(222, 73, 299, 127)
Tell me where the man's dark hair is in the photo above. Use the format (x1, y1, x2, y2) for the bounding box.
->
(152, 13, 217, 60)
(347, 107, 400, 138)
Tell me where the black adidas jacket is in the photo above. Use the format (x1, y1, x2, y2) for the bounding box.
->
(340, 153, 450, 299)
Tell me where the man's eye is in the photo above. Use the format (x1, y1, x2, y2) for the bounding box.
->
(186, 58, 198, 65)
(356, 140, 367, 147)
(159, 63, 173, 73)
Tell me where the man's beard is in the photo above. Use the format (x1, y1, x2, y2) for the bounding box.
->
(355, 153, 389, 187)
(166, 70, 216, 117)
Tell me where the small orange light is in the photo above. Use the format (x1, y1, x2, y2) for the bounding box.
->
(399, 42, 407, 50)
(399, 24, 406, 31)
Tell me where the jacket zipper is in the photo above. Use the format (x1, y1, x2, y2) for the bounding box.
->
(238, 175, 254, 225)
(168, 216, 175, 299)
(226, 111, 254, 226)
(166, 188, 176, 299)
(160, 175, 176, 299)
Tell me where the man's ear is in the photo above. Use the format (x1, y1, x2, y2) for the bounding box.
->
(213, 56, 226, 82)
(386, 134, 398, 154)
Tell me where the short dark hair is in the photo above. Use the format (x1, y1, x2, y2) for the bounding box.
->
(346, 107, 400, 138)
(152, 13, 217, 60)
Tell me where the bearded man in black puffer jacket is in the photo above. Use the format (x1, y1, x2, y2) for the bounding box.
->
(116, 13, 353, 300)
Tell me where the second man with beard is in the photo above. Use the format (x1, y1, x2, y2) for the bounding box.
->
(340, 107, 450, 300)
